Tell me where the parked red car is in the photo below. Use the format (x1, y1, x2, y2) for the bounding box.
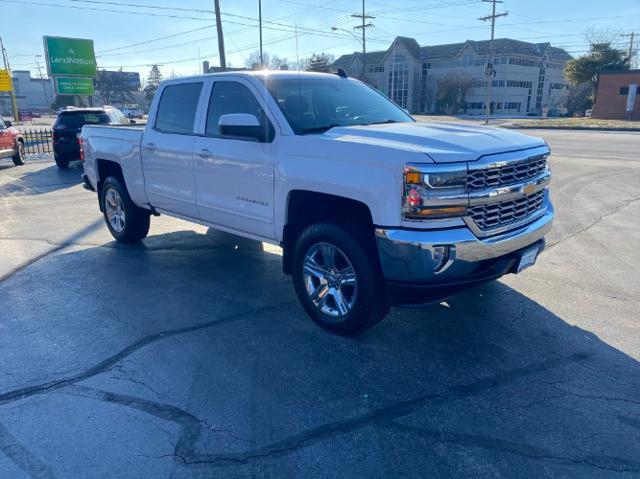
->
(0, 116, 26, 166)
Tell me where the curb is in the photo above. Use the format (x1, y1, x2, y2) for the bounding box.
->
(503, 125, 640, 132)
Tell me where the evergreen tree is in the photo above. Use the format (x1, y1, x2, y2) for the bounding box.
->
(144, 64, 163, 101)
(304, 53, 335, 72)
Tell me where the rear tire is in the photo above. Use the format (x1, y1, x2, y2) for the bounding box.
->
(100, 176, 150, 243)
(12, 141, 25, 166)
(292, 222, 389, 335)
(54, 154, 69, 169)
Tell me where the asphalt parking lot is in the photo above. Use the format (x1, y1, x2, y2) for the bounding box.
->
(0, 129, 639, 478)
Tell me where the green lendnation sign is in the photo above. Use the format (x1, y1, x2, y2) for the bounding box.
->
(44, 36, 97, 77)
(55, 77, 95, 96)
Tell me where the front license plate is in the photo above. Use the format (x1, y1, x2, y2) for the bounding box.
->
(516, 245, 539, 273)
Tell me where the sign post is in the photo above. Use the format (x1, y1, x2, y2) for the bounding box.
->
(0, 36, 19, 122)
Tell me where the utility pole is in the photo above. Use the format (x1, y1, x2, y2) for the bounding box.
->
(352, 0, 374, 81)
(622, 32, 637, 68)
(0, 36, 19, 123)
(258, 0, 264, 67)
(214, 0, 226, 70)
(34, 56, 51, 112)
(479, 0, 507, 124)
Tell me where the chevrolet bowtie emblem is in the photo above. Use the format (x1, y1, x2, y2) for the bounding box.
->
(523, 183, 536, 195)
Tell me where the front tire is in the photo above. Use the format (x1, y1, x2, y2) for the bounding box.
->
(12, 141, 25, 166)
(292, 222, 389, 335)
(100, 176, 150, 243)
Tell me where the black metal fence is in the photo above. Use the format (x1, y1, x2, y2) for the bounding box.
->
(20, 129, 53, 156)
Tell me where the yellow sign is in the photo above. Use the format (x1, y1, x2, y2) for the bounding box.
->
(0, 69, 12, 92)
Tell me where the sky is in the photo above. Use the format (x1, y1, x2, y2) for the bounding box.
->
(1, 0, 639, 83)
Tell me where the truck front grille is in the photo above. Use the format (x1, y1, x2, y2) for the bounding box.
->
(469, 190, 545, 231)
(467, 154, 547, 191)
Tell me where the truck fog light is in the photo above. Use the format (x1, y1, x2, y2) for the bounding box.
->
(432, 245, 450, 273)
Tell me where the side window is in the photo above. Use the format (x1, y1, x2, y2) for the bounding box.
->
(206, 81, 272, 139)
(0, 118, 6, 129)
(155, 82, 203, 134)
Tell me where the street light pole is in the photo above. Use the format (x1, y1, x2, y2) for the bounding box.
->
(0, 36, 20, 123)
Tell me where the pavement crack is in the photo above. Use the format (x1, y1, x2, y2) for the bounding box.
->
(546, 195, 640, 251)
(384, 420, 640, 473)
(155, 352, 590, 467)
(0, 302, 291, 406)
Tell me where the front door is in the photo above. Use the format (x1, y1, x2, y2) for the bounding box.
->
(0, 118, 12, 157)
(141, 81, 205, 218)
(193, 79, 277, 239)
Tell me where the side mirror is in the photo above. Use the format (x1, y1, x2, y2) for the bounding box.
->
(218, 113, 267, 141)
(4, 120, 12, 127)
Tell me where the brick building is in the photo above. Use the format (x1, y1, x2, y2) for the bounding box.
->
(592, 70, 640, 120)
(332, 36, 572, 116)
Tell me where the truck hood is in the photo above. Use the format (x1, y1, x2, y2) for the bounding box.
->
(325, 122, 546, 163)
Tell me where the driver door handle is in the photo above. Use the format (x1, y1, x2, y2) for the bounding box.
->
(143, 142, 157, 151)
(198, 148, 212, 158)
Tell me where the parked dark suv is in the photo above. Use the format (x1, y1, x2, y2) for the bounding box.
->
(52, 107, 129, 168)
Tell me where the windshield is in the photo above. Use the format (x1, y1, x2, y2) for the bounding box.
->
(55, 112, 110, 130)
(261, 77, 413, 134)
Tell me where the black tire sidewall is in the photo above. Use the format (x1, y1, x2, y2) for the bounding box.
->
(292, 222, 388, 335)
(54, 154, 69, 168)
(12, 141, 25, 166)
(100, 177, 149, 243)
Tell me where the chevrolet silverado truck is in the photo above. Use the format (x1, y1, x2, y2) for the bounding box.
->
(81, 71, 553, 335)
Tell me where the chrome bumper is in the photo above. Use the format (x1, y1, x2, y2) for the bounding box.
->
(375, 202, 554, 284)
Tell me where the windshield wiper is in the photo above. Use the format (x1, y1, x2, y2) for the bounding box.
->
(300, 124, 343, 134)
(363, 119, 401, 125)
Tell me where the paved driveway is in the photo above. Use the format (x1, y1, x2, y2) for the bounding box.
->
(0, 130, 639, 478)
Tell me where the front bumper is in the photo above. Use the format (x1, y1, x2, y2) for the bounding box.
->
(375, 202, 554, 298)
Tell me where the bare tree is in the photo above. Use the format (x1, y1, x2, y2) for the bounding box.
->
(436, 71, 473, 114)
(244, 51, 289, 70)
(584, 27, 621, 47)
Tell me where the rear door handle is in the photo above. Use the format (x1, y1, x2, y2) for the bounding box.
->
(143, 142, 157, 151)
(198, 148, 212, 158)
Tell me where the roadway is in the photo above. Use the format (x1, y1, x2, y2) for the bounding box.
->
(0, 129, 638, 478)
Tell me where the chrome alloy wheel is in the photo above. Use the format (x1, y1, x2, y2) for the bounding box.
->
(302, 242, 357, 317)
(104, 187, 126, 233)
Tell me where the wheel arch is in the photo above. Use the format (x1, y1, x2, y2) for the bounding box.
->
(96, 159, 126, 211)
(281, 190, 375, 275)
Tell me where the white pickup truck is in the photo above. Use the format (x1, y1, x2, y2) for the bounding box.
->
(81, 71, 553, 334)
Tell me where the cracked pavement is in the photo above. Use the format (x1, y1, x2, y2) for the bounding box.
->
(0, 130, 639, 478)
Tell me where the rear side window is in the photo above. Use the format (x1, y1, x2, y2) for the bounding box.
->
(155, 82, 203, 134)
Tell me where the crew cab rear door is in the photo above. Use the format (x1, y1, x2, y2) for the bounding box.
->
(141, 81, 206, 218)
(193, 78, 277, 239)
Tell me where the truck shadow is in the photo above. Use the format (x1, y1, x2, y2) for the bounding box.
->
(0, 228, 639, 475)
(0, 160, 83, 196)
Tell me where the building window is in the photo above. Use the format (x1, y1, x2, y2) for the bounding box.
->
(368, 66, 384, 73)
(388, 54, 409, 109)
(620, 86, 630, 95)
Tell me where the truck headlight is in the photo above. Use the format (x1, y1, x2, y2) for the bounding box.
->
(403, 165, 467, 220)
